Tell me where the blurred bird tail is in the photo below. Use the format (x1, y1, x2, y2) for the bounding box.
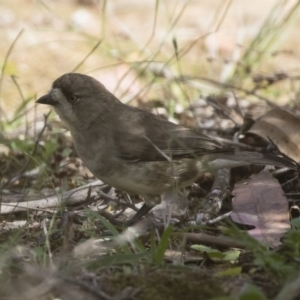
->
(207, 151, 299, 171)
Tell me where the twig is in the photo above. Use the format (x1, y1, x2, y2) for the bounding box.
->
(177, 74, 279, 106)
(42, 219, 55, 269)
(99, 191, 138, 212)
(194, 168, 231, 224)
(281, 175, 299, 187)
(0, 180, 105, 215)
(177, 232, 246, 249)
(98, 210, 124, 226)
(188, 211, 232, 226)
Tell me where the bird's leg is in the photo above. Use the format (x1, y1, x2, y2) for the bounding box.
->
(127, 195, 161, 226)
(127, 203, 155, 226)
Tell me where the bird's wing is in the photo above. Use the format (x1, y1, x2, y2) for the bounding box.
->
(114, 109, 229, 162)
(112, 107, 298, 170)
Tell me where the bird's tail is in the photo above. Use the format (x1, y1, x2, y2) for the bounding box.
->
(206, 151, 299, 171)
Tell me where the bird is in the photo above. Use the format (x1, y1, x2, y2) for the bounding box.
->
(36, 73, 298, 224)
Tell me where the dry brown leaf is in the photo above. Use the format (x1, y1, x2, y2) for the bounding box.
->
(230, 170, 290, 248)
(248, 107, 300, 162)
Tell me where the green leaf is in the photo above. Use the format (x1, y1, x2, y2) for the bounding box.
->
(216, 267, 242, 277)
(191, 245, 240, 263)
(239, 284, 266, 300)
(290, 218, 300, 229)
(152, 226, 173, 265)
(222, 250, 240, 263)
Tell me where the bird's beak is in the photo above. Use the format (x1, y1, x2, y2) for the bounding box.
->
(36, 94, 57, 106)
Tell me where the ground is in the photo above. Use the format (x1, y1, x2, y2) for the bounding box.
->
(1, 1, 300, 299)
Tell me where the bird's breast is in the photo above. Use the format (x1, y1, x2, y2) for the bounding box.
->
(94, 159, 201, 196)
(70, 129, 201, 195)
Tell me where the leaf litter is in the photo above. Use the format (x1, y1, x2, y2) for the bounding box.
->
(231, 170, 290, 248)
(1, 93, 300, 299)
(248, 107, 300, 162)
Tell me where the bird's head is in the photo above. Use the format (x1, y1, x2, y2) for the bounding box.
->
(36, 73, 120, 130)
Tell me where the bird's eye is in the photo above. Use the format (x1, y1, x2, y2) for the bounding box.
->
(69, 95, 79, 104)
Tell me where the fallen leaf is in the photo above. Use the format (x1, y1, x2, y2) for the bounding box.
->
(248, 107, 300, 162)
(215, 267, 242, 277)
(191, 245, 240, 263)
(230, 170, 290, 247)
(164, 249, 204, 263)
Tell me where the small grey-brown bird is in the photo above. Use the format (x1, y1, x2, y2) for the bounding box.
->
(36, 73, 298, 223)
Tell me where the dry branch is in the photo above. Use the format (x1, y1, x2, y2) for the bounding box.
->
(0, 180, 105, 215)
